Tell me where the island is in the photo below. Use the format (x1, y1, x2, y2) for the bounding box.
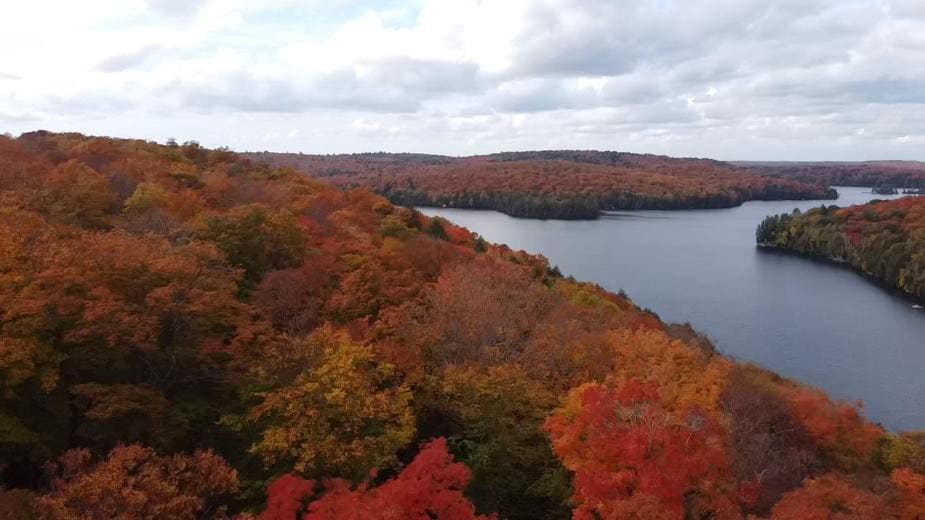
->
(873, 184, 900, 195)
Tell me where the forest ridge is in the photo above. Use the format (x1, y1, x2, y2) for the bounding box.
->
(738, 161, 925, 191)
(248, 150, 836, 220)
(3, 132, 925, 519)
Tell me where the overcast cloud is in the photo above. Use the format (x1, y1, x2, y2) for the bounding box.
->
(1, 0, 924, 159)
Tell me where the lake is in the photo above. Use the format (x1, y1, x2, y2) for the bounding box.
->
(421, 187, 925, 431)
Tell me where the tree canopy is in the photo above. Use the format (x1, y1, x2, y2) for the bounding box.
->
(0, 132, 922, 519)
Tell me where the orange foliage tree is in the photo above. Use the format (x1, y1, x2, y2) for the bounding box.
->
(34, 445, 238, 519)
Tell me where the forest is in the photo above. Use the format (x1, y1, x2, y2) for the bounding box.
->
(738, 161, 925, 191)
(2, 132, 925, 519)
(757, 196, 925, 302)
(250, 151, 836, 220)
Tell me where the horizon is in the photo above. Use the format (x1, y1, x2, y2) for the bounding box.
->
(11, 129, 925, 165)
(2, 1, 925, 160)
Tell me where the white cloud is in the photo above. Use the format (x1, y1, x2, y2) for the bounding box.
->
(96, 44, 167, 72)
(1, 0, 925, 160)
(143, 0, 210, 17)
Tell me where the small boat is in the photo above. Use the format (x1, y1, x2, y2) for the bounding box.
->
(914, 304, 924, 310)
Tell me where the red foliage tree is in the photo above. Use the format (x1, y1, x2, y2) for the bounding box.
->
(892, 468, 925, 520)
(257, 438, 493, 520)
(785, 388, 882, 470)
(769, 473, 888, 519)
(545, 379, 740, 519)
(252, 253, 336, 335)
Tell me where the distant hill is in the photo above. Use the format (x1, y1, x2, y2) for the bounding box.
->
(734, 160, 925, 190)
(249, 150, 836, 219)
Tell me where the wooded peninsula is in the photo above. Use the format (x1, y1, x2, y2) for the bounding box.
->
(757, 196, 925, 302)
(250, 150, 837, 219)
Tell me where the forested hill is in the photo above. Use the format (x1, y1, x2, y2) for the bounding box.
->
(3, 131, 925, 519)
(248, 150, 836, 219)
(736, 161, 925, 191)
(757, 196, 925, 301)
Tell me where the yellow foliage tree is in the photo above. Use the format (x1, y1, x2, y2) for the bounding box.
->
(607, 328, 731, 411)
(248, 326, 415, 479)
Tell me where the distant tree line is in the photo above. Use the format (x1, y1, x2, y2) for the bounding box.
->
(742, 163, 925, 190)
(384, 183, 838, 219)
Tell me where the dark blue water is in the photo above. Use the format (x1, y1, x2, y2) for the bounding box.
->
(421, 187, 925, 431)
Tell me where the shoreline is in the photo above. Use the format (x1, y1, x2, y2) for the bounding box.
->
(411, 192, 841, 221)
(756, 244, 925, 307)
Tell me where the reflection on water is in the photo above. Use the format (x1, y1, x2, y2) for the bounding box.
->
(421, 188, 925, 431)
(600, 212, 677, 220)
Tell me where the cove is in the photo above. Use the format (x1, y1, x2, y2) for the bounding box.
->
(421, 187, 925, 431)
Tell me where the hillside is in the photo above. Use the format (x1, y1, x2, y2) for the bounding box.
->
(249, 151, 836, 219)
(2, 132, 925, 519)
(737, 161, 925, 191)
(757, 196, 925, 301)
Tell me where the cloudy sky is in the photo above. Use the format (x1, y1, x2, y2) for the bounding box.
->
(2, 0, 925, 160)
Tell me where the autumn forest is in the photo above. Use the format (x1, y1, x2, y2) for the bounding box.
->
(0, 132, 924, 519)
(739, 161, 925, 192)
(250, 151, 837, 220)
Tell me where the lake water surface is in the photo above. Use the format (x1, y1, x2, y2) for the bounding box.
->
(421, 187, 925, 431)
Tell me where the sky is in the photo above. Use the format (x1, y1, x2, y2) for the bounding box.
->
(2, 0, 925, 160)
